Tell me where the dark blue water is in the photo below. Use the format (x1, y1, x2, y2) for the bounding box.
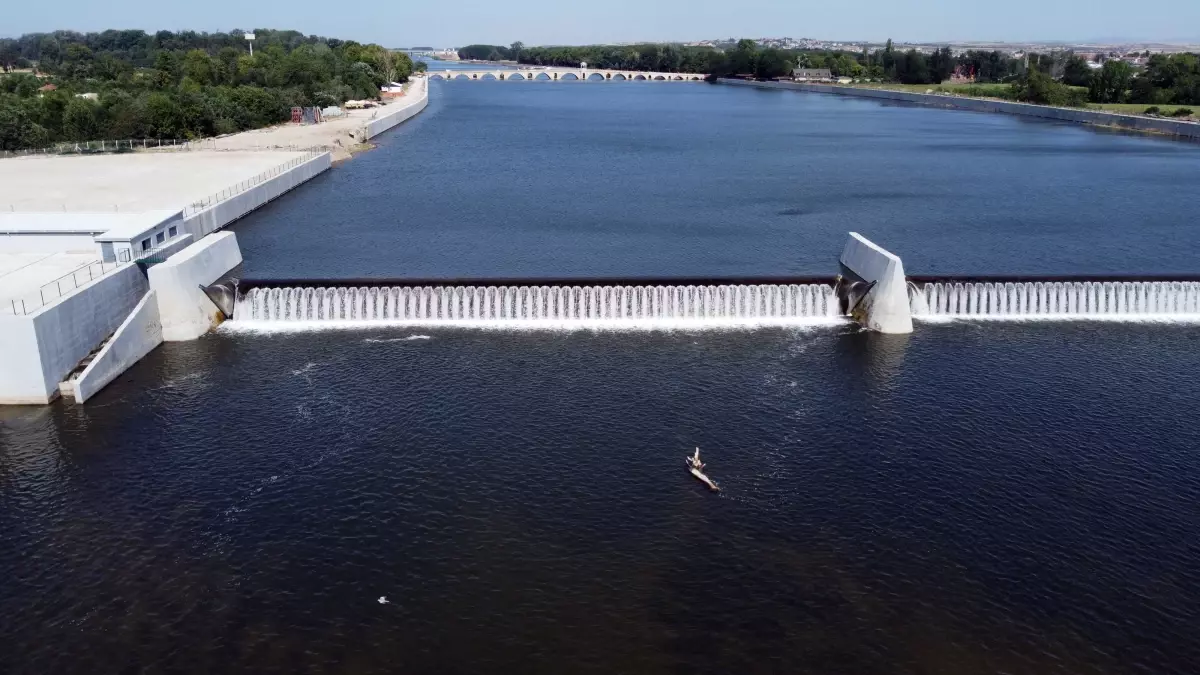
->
(233, 81, 1200, 279)
(4, 82, 1200, 674)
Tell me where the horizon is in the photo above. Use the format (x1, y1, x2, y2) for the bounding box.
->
(5, 0, 1200, 49)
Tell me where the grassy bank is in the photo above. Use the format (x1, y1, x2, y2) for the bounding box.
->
(837, 83, 1197, 121)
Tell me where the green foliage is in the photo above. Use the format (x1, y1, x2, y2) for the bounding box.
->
(1172, 107, 1194, 117)
(1062, 55, 1093, 87)
(1144, 106, 1161, 115)
(0, 28, 406, 149)
(458, 45, 511, 61)
(1129, 53, 1200, 105)
(517, 44, 722, 74)
(1089, 60, 1134, 103)
(1011, 68, 1088, 106)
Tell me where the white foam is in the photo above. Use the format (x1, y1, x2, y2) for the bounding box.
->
(915, 313, 1200, 324)
(221, 317, 849, 334)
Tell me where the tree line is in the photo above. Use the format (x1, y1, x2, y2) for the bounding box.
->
(458, 39, 1200, 110)
(0, 29, 417, 150)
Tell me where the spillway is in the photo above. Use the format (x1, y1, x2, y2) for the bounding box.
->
(910, 280, 1200, 320)
(230, 282, 842, 329)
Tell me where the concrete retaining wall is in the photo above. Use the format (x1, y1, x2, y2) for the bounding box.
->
(718, 79, 1200, 139)
(148, 231, 242, 341)
(363, 79, 429, 140)
(182, 152, 333, 240)
(839, 233, 913, 334)
(73, 290, 163, 403)
(0, 263, 148, 403)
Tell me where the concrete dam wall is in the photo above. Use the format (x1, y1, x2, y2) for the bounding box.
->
(717, 79, 1200, 140)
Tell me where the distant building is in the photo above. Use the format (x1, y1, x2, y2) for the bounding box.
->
(792, 68, 833, 81)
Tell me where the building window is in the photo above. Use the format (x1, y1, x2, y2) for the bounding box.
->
(168, 226, 178, 238)
(156, 231, 165, 244)
(141, 238, 151, 251)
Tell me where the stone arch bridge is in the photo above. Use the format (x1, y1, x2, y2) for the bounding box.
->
(429, 69, 707, 82)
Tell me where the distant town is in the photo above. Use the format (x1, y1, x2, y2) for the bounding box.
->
(407, 37, 1200, 66)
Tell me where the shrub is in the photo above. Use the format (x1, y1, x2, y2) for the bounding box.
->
(1143, 106, 1161, 115)
(1171, 108, 1193, 117)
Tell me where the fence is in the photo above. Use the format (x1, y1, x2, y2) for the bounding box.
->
(182, 148, 328, 217)
(0, 138, 222, 158)
(2, 241, 183, 316)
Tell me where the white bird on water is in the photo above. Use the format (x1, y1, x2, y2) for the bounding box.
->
(378, 596, 389, 605)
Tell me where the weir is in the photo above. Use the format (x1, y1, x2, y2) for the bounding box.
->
(230, 280, 842, 327)
(909, 277, 1200, 319)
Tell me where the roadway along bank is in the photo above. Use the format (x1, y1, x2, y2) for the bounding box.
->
(717, 79, 1200, 141)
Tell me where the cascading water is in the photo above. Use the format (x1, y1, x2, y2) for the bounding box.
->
(231, 283, 841, 328)
(910, 281, 1200, 319)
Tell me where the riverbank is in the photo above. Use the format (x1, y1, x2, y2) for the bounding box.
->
(205, 76, 429, 162)
(717, 79, 1200, 140)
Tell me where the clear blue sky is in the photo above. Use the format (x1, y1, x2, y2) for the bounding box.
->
(6, 0, 1199, 47)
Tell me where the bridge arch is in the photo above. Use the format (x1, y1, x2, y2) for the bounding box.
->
(481, 73, 498, 80)
(634, 74, 647, 80)
(560, 72, 579, 80)
(587, 73, 606, 81)
(535, 72, 552, 80)
(507, 73, 525, 80)
(612, 73, 627, 81)
(430, 74, 447, 80)
(673, 75, 683, 81)
(453, 74, 471, 80)
(653, 75, 666, 80)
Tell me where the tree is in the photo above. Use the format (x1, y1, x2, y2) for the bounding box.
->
(62, 98, 100, 139)
(1089, 60, 1133, 103)
(182, 49, 216, 86)
(510, 41, 524, 61)
(0, 97, 49, 149)
(1062, 55, 1092, 87)
(928, 47, 955, 84)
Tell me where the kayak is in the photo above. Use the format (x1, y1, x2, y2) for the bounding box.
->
(687, 462, 719, 492)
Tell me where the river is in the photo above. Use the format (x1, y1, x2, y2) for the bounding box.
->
(2, 80, 1200, 674)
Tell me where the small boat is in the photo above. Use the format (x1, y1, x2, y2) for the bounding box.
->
(686, 448, 719, 492)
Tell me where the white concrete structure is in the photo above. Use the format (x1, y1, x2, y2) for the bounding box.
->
(183, 152, 331, 239)
(0, 263, 148, 404)
(70, 290, 162, 403)
(93, 210, 185, 262)
(363, 78, 430, 140)
(0, 210, 186, 261)
(0, 151, 312, 213)
(432, 69, 706, 81)
(148, 232, 242, 341)
(839, 232, 913, 334)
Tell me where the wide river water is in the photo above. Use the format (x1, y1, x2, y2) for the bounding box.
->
(3, 80, 1200, 674)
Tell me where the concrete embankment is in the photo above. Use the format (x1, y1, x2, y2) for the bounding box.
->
(363, 78, 430, 141)
(717, 79, 1200, 140)
(0, 263, 148, 404)
(183, 151, 332, 239)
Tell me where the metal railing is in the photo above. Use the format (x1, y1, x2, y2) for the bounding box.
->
(0, 138, 221, 158)
(2, 241, 190, 315)
(5, 255, 128, 316)
(182, 148, 328, 216)
(1, 139, 337, 159)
